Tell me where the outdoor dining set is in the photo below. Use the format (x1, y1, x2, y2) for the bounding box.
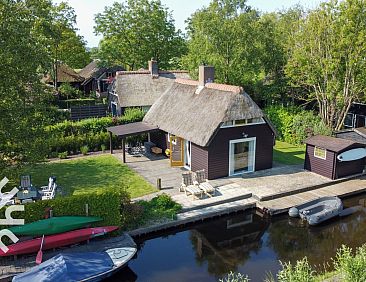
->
(1, 175, 58, 205)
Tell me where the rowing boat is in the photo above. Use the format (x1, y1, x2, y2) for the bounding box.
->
(12, 247, 137, 282)
(0, 226, 118, 257)
(8, 216, 103, 236)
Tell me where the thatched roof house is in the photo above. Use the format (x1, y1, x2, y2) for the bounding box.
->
(143, 65, 275, 179)
(144, 78, 263, 147)
(108, 60, 189, 115)
(43, 63, 84, 85)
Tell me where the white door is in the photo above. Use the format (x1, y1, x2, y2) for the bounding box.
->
(184, 140, 191, 169)
(229, 138, 256, 176)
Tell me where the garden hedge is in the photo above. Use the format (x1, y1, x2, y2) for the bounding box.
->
(46, 108, 146, 157)
(0, 191, 126, 229)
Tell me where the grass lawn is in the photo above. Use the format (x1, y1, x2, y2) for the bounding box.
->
(273, 141, 306, 165)
(20, 155, 157, 198)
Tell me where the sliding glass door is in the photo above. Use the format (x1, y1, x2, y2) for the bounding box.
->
(229, 138, 256, 176)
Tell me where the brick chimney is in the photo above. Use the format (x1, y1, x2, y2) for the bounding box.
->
(199, 65, 215, 86)
(148, 59, 159, 77)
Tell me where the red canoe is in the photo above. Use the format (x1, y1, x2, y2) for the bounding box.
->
(0, 226, 119, 257)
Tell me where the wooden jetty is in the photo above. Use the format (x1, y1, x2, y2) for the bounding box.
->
(257, 177, 366, 215)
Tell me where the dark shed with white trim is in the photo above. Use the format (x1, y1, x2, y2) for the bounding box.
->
(304, 135, 366, 179)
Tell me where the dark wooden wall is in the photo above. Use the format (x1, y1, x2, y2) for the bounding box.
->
(149, 131, 168, 152)
(205, 123, 275, 179)
(305, 144, 365, 179)
(304, 145, 336, 179)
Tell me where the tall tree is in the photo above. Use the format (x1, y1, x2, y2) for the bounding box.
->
(286, 0, 366, 130)
(0, 0, 51, 172)
(30, 0, 89, 86)
(182, 0, 261, 88)
(256, 7, 303, 105)
(94, 0, 187, 70)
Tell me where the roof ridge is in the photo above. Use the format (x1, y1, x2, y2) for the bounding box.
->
(175, 78, 199, 86)
(205, 82, 243, 94)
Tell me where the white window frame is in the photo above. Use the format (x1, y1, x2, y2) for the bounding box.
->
(167, 133, 177, 145)
(111, 101, 118, 117)
(221, 118, 265, 128)
(314, 146, 327, 160)
(229, 137, 256, 176)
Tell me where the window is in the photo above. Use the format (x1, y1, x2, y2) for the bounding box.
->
(167, 133, 177, 145)
(314, 146, 327, 160)
(221, 118, 265, 128)
(344, 113, 355, 128)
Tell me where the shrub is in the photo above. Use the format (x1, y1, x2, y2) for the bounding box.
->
(265, 105, 331, 145)
(80, 145, 89, 155)
(101, 144, 106, 152)
(333, 244, 366, 282)
(219, 272, 250, 282)
(126, 194, 182, 229)
(277, 257, 316, 282)
(58, 151, 68, 159)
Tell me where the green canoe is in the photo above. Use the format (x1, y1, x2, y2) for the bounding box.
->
(8, 216, 103, 236)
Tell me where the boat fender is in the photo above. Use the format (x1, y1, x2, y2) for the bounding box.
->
(288, 207, 299, 217)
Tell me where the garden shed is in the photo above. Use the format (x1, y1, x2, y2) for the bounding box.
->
(304, 135, 366, 180)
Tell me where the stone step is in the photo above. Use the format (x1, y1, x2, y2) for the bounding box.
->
(179, 191, 253, 213)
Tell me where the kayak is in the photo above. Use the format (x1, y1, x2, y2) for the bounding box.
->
(0, 226, 119, 257)
(8, 216, 103, 236)
(12, 247, 137, 282)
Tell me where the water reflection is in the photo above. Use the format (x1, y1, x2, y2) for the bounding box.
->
(190, 213, 269, 277)
(111, 194, 366, 282)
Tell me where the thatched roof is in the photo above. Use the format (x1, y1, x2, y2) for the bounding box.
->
(79, 60, 102, 80)
(43, 63, 84, 84)
(143, 79, 264, 147)
(113, 70, 189, 107)
(79, 61, 124, 85)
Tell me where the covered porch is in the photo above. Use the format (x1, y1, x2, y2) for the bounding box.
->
(107, 122, 159, 163)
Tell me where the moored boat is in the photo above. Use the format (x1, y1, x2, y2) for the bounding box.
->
(288, 196, 343, 225)
(8, 216, 103, 236)
(0, 226, 119, 257)
(12, 247, 137, 282)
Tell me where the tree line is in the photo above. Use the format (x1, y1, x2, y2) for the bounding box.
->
(2, 0, 366, 170)
(95, 0, 366, 131)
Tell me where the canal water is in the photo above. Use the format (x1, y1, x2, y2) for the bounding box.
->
(108, 194, 366, 282)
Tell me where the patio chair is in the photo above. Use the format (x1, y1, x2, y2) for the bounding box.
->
(42, 182, 57, 200)
(20, 175, 32, 190)
(194, 169, 216, 197)
(181, 172, 203, 200)
(40, 176, 56, 195)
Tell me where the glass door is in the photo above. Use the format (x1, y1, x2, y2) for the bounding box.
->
(229, 138, 256, 176)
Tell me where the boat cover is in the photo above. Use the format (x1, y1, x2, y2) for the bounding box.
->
(13, 252, 114, 282)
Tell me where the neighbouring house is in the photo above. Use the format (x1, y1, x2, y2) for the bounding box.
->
(335, 127, 366, 145)
(43, 62, 84, 90)
(118, 65, 275, 180)
(78, 60, 124, 97)
(304, 135, 366, 180)
(108, 60, 190, 116)
(344, 102, 366, 128)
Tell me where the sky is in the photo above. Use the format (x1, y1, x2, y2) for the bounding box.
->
(54, 0, 324, 47)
